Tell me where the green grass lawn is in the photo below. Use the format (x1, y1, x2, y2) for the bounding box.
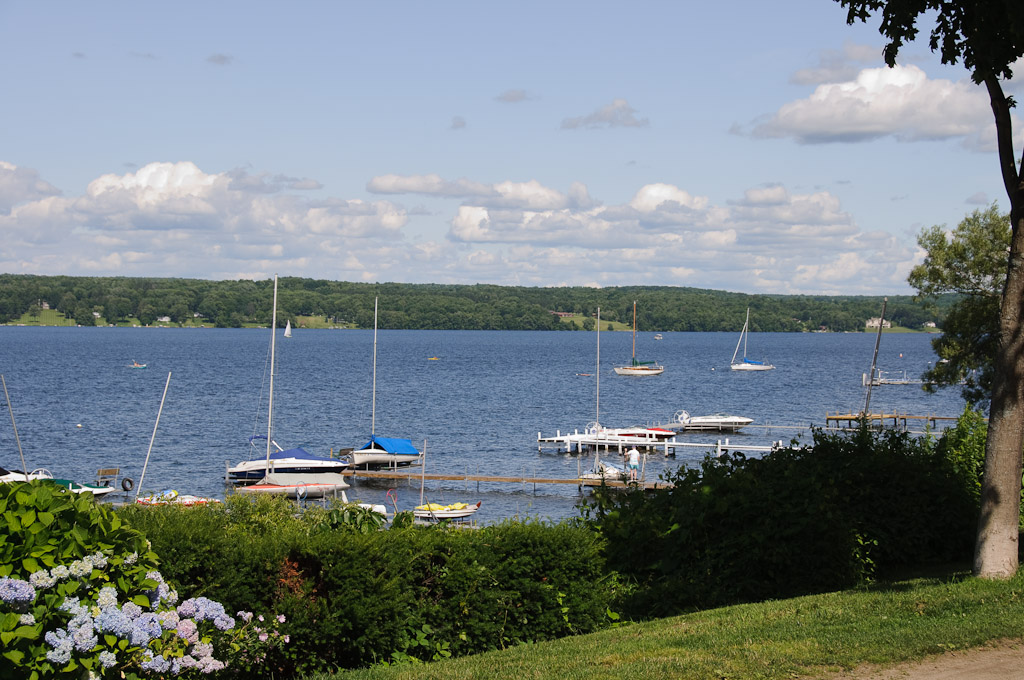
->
(557, 313, 631, 331)
(320, 569, 1024, 680)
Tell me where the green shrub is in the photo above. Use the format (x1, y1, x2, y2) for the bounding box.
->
(585, 425, 978, 618)
(120, 498, 612, 674)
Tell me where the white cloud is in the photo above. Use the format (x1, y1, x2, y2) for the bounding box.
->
(367, 174, 495, 198)
(0, 161, 62, 213)
(0, 161, 410, 281)
(754, 64, 995, 145)
(561, 98, 649, 130)
(790, 42, 883, 86)
(1, 161, 920, 294)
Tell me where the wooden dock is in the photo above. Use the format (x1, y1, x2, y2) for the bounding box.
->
(342, 468, 669, 491)
(825, 412, 960, 430)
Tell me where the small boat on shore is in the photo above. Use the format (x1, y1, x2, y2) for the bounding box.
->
(413, 501, 481, 520)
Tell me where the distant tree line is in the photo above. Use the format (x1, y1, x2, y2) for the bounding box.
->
(0, 274, 950, 332)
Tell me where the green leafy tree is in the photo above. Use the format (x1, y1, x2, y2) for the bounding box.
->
(908, 205, 1010, 403)
(837, 0, 1024, 578)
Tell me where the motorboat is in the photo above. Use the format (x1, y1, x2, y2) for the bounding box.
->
(585, 422, 675, 441)
(237, 472, 350, 499)
(228, 441, 349, 485)
(0, 466, 53, 483)
(673, 410, 754, 432)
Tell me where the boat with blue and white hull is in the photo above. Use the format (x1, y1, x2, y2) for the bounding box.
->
(228, 439, 349, 485)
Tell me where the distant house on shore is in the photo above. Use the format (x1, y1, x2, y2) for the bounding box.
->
(923, 321, 937, 329)
(866, 317, 891, 329)
(549, 311, 574, 318)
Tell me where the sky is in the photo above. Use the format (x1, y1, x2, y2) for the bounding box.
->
(1, 1, 1022, 295)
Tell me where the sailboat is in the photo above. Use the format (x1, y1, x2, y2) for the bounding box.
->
(284, 320, 292, 338)
(345, 298, 423, 469)
(237, 276, 350, 499)
(613, 301, 664, 376)
(730, 308, 775, 371)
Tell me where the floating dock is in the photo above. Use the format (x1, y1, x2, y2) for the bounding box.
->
(536, 430, 786, 456)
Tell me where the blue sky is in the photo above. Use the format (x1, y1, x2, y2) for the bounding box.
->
(1, 1, 1020, 294)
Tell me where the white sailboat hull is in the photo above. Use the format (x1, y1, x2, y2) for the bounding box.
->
(347, 450, 421, 468)
(731, 361, 775, 371)
(613, 364, 664, 376)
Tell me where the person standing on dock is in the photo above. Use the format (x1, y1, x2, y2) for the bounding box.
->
(627, 446, 640, 482)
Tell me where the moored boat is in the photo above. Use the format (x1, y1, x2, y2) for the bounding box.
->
(413, 501, 481, 520)
(673, 410, 754, 432)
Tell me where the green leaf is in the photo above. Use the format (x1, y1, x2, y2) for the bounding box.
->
(132, 594, 150, 607)
(2, 649, 24, 664)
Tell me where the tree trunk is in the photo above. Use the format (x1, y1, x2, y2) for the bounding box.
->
(974, 78, 1024, 579)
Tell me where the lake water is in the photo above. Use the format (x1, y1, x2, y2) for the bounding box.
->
(0, 327, 966, 522)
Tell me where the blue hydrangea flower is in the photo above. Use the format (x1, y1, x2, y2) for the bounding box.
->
(122, 601, 143, 619)
(98, 650, 117, 669)
(69, 620, 98, 653)
(0, 577, 36, 612)
(96, 585, 118, 609)
(95, 607, 133, 638)
(158, 609, 180, 630)
(19, 613, 35, 625)
(29, 570, 57, 589)
(68, 559, 91, 579)
(50, 565, 70, 580)
(213, 613, 235, 631)
(124, 551, 139, 565)
(140, 653, 171, 673)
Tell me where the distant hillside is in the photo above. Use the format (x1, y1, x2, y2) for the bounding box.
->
(0, 274, 949, 332)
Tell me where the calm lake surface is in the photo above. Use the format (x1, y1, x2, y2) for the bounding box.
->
(0, 327, 966, 522)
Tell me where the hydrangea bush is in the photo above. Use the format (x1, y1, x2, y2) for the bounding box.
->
(0, 481, 281, 678)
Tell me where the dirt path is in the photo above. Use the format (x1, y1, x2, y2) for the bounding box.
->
(826, 639, 1024, 679)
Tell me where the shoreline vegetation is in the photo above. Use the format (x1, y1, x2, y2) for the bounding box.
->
(0, 273, 950, 332)
(3, 309, 936, 334)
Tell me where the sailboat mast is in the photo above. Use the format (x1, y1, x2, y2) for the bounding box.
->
(596, 307, 600, 427)
(266, 275, 278, 469)
(371, 297, 378, 436)
(743, 308, 750, 359)
(863, 297, 887, 416)
(631, 300, 637, 362)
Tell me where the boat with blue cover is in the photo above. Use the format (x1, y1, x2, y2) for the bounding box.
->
(346, 435, 422, 469)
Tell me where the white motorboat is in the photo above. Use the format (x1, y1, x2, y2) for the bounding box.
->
(237, 472, 349, 499)
(228, 439, 349, 484)
(730, 308, 775, 371)
(673, 410, 754, 432)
